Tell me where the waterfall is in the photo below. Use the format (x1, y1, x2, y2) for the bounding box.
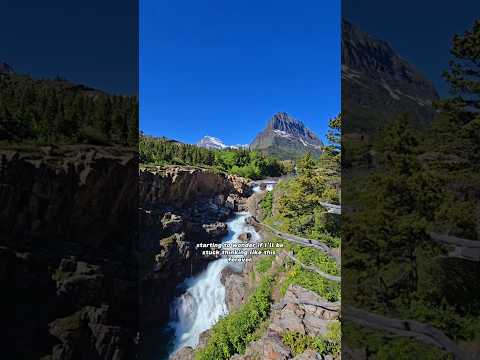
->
(168, 212, 260, 356)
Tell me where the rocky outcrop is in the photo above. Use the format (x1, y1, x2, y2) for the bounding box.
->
(250, 112, 323, 160)
(292, 349, 323, 360)
(238, 232, 252, 242)
(170, 346, 195, 360)
(0, 146, 138, 359)
(202, 222, 228, 238)
(269, 286, 339, 337)
(221, 267, 248, 311)
(139, 166, 250, 207)
(229, 252, 340, 360)
(231, 330, 292, 360)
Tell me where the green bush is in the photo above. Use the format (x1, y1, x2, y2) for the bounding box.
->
(280, 264, 340, 302)
(277, 237, 339, 276)
(282, 322, 340, 357)
(260, 191, 273, 219)
(255, 256, 274, 274)
(195, 275, 274, 360)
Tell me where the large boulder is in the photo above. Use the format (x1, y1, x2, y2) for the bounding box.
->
(292, 349, 323, 360)
(238, 232, 252, 242)
(198, 329, 211, 349)
(238, 330, 292, 360)
(161, 212, 183, 234)
(170, 346, 195, 360)
(269, 285, 339, 337)
(202, 222, 228, 238)
(220, 267, 248, 311)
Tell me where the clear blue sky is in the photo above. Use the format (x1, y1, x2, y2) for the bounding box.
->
(140, 0, 340, 145)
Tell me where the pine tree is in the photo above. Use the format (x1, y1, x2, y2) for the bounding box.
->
(434, 19, 480, 165)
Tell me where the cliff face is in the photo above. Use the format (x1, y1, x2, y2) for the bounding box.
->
(0, 145, 138, 360)
(250, 112, 323, 159)
(139, 165, 250, 207)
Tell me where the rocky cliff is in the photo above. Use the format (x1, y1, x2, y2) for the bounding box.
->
(342, 19, 439, 134)
(250, 112, 323, 159)
(0, 151, 251, 359)
(0, 145, 138, 359)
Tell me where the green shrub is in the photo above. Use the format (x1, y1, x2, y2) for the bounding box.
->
(255, 256, 274, 274)
(282, 323, 340, 357)
(195, 275, 274, 360)
(280, 265, 340, 302)
(276, 237, 339, 276)
(260, 191, 273, 219)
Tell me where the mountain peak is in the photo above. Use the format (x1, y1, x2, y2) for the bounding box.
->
(342, 20, 439, 132)
(197, 136, 248, 150)
(250, 113, 323, 159)
(267, 112, 304, 130)
(197, 136, 227, 149)
(0, 62, 14, 75)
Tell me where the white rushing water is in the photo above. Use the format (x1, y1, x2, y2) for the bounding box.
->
(168, 212, 260, 355)
(251, 182, 275, 193)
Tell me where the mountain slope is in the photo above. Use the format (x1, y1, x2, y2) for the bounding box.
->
(197, 136, 248, 150)
(0, 62, 14, 75)
(250, 112, 323, 159)
(197, 136, 228, 149)
(342, 19, 439, 134)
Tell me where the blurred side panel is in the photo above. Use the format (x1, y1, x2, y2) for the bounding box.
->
(0, 1, 139, 359)
(342, 1, 480, 358)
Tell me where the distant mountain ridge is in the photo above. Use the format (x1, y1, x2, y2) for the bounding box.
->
(250, 112, 323, 159)
(342, 19, 439, 133)
(0, 62, 14, 75)
(197, 136, 248, 150)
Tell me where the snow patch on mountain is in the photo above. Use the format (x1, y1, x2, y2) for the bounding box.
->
(197, 136, 248, 150)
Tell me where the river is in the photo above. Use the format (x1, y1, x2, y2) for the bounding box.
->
(165, 184, 274, 359)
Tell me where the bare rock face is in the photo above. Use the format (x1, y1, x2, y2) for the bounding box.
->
(161, 212, 184, 233)
(170, 346, 195, 360)
(272, 303, 307, 335)
(202, 222, 228, 238)
(49, 305, 131, 360)
(238, 232, 252, 242)
(292, 349, 323, 360)
(233, 330, 292, 360)
(269, 285, 339, 337)
(139, 166, 250, 207)
(220, 267, 248, 311)
(198, 329, 211, 349)
(237, 284, 340, 360)
(250, 112, 323, 160)
(342, 19, 439, 133)
(0, 147, 138, 359)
